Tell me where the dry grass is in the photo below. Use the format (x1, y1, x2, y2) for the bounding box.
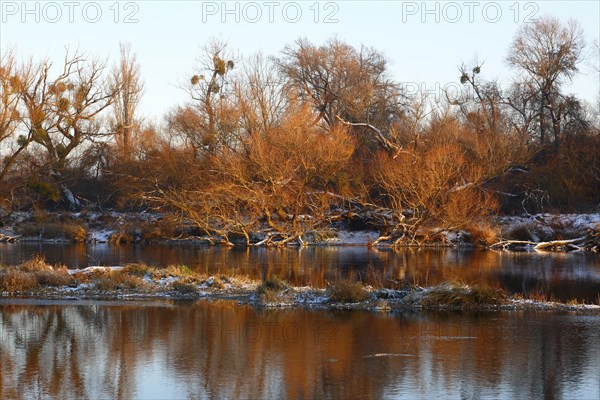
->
(520, 290, 551, 302)
(170, 280, 199, 294)
(108, 219, 181, 244)
(35, 269, 74, 287)
(150, 264, 197, 280)
(259, 288, 287, 304)
(0, 257, 75, 291)
(121, 263, 154, 277)
(374, 299, 391, 310)
(15, 222, 88, 242)
(18, 255, 54, 272)
(108, 232, 135, 244)
(0, 268, 39, 292)
(94, 270, 149, 291)
(202, 276, 226, 289)
(328, 280, 370, 303)
(467, 224, 500, 246)
(421, 283, 507, 308)
(256, 276, 289, 304)
(257, 276, 288, 294)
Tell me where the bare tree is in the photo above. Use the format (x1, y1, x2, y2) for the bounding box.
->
(455, 63, 504, 134)
(169, 38, 238, 156)
(0, 50, 34, 181)
(236, 53, 288, 139)
(507, 16, 585, 146)
(112, 42, 143, 155)
(277, 38, 405, 154)
(18, 50, 117, 207)
(504, 80, 539, 141)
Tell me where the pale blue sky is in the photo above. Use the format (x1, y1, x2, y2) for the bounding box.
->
(1, 1, 599, 122)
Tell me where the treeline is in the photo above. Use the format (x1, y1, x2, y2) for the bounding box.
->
(1, 16, 599, 244)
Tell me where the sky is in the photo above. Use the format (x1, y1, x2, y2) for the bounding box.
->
(1, 0, 599, 123)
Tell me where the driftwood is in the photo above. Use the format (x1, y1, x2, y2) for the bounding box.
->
(490, 231, 600, 253)
(0, 233, 19, 243)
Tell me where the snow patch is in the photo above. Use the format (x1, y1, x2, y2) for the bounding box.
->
(323, 230, 380, 245)
(88, 229, 115, 243)
(68, 266, 123, 275)
(363, 353, 417, 358)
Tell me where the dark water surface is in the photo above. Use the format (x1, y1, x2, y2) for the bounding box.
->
(0, 301, 598, 399)
(1, 243, 599, 302)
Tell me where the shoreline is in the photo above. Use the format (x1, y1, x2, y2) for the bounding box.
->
(1, 265, 599, 314)
(0, 210, 598, 251)
(2, 288, 599, 314)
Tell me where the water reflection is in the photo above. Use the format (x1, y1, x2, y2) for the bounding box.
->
(1, 243, 599, 301)
(0, 301, 598, 399)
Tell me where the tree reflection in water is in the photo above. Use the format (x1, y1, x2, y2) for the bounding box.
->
(2, 245, 600, 302)
(0, 301, 598, 399)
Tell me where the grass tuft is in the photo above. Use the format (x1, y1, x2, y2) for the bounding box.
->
(421, 283, 507, 308)
(0, 268, 39, 292)
(16, 222, 88, 242)
(18, 255, 53, 272)
(122, 263, 154, 277)
(467, 224, 499, 246)
(153, 264, 196, 279)
(94, 270, 149, 291)
(35, 269, 74, 286)
(328, 280, 370, 303)
(256, 276, 289, 304)
(170, 280, 199, 294)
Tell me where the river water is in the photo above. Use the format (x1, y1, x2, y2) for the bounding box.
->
(1, 243, 599, 302)
(0, 300, 598, 399)
(0, 244, 599, 399)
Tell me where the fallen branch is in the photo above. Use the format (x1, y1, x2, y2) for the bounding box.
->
(533, 238, 586, 252)
(489, 240, 536, 251)
(0, 233, 19, 243)
(490, 237, 589, 252)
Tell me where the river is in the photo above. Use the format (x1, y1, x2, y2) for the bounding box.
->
(0, 300, 598, 399)
(1, 243, 599, 302)
(0, 244, 599, 399)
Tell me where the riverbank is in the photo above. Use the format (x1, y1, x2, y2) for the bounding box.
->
(1, 260, 599, 313)
(0, 210, 599, 251)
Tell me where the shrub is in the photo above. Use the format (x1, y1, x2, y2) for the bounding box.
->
(328, 280, 370, 303)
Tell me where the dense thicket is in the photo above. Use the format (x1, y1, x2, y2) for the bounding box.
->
(1, 17, 598, 244)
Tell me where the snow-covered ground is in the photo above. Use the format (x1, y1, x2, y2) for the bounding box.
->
(87, 229, 116, 243)
(1, 210, 598, 247)
(498, 213, 600, 242)
(321, 230, 380, 245)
